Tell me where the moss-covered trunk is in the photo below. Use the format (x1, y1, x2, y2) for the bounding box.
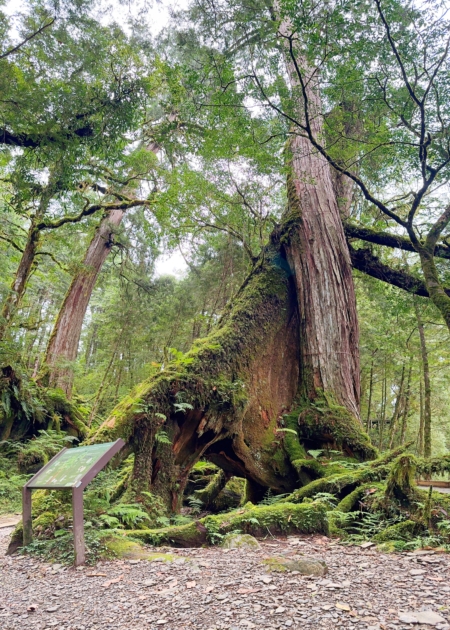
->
(95, 239, 305, 507)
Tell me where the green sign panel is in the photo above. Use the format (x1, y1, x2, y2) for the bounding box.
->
(27, 442, 118, 488)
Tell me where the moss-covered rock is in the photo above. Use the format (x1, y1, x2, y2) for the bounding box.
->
(385, 454, 417, 503)
(102, 535, 174, 560)
(262, 554, 327, 576)
(33, 511, 57, 533)
(213, 477, 245, 512)
(222, 533, 260, 550)
(17, 447, 48, 474)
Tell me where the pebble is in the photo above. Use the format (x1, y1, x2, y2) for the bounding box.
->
(1, 526, 449, 630)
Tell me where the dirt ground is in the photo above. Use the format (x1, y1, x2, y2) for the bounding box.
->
(1, 525, 450, 630)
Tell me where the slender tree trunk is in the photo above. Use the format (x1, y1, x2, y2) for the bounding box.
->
(44, 209, 124, 396)
(418, 378, 424, 456)
(0, 181, 55, 340)
(388, 364, 406, 449)
(378, 366, 387, 449)
(366, 356, 375, 431)
(88, 335, 122, 425)
(0, 222, 41, 339)
(400, 360, 412, 445)
(415, 301, 431, 457)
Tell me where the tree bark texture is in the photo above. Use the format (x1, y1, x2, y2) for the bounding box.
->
(45, 209, 124, 396)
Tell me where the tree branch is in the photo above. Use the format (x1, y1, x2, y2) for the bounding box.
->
(425, 204, 450, 252)
(0, 18, 55, 59)
(37, 198, 155, 231)
(348, 243, 448, 297)
(0, 125, 94, 148)
(344, 223, 450, 260)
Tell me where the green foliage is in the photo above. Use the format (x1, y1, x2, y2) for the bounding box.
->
(0, 471, 28, 514)
(22, 528, 120, 565)
(103, 504, 151, 529)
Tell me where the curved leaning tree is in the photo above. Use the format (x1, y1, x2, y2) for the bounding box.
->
(93, 11, 376, 517)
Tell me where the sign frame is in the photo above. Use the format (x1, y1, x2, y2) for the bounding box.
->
(23, 438, 125, 566)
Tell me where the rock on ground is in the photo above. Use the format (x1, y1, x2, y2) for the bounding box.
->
(222, 534, 261, 550)
(1, 527, 450, 630)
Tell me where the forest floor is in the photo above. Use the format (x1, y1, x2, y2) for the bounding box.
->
(1, 526, 450, 630)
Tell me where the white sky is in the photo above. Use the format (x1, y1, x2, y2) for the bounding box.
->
(154, 249, 188, 277)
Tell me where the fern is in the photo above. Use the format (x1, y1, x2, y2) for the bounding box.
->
(187, 495, 204, 514)
(173, 401, 194, 413)
(260, 490, 291, 505)
(307, 449, 324, 460)
(106, 504, 150, 528)
(313, 492, 339, 507)
(155, 430, 172, 445)
(98, 514, 122, 529)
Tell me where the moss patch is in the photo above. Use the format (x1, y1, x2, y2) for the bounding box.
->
(294, 393, 377, 461)
(373, 520, 421, 543)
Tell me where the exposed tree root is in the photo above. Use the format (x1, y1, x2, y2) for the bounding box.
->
(127, 500, 329, 547)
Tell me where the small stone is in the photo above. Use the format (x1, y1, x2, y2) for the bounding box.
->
(275, 607, 286, 614)
(409, 569, 426, 576)
(129, 559, 140, 564)
(360, 542, 375, 549)
(261, 576, 272, 584)
(143, 579, 156, 587)
(46, 607, 59, 613)
(156, 620, 168, 625)
(336, 603, 351, 612)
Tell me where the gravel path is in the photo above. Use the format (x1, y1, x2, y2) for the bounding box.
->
(1, 526, 450, 630)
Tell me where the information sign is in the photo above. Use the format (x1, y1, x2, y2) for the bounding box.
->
(28, 442, 121, 489)
(23, 439, 125, 566)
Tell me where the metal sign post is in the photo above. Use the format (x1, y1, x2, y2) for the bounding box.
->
(23, 439, 125, 566)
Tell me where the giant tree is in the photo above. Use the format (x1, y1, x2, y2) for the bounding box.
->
(93, 0, 376, 511)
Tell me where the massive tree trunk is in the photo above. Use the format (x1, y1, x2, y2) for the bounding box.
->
(44, 209, 124, 396)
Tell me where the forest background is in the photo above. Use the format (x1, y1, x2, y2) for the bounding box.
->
(1, 0, 450, 559)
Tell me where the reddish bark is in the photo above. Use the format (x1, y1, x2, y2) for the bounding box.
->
(45, 209, 124, 396)
(0, 223, 41, 339)
(279, 27, 360, 418)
